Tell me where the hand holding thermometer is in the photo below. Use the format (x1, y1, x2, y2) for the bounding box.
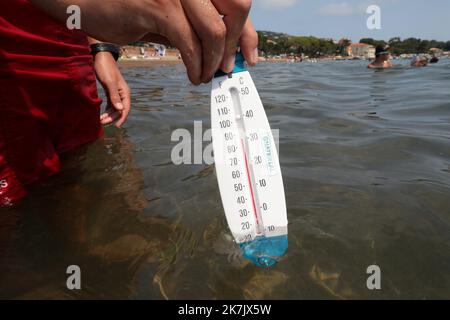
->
(211, 53, 288, 268)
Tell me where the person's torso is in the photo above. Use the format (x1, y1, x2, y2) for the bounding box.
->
(0, 0, 90, 60)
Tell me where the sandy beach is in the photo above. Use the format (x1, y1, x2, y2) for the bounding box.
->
(118, 45, 183, 68)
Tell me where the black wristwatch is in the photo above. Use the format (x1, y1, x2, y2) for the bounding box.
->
(90, 43, 120, 61)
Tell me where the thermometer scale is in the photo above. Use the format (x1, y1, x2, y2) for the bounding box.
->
(211, 53, 288, 267)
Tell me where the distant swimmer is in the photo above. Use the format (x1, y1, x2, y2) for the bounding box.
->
(368, 45, 393, 69)
(411, 55, 429, 67)
(430, 56, 439, 64)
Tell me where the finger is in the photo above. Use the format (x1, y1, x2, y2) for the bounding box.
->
(115, 109, 129, 128)
(239, 18, 259, 66)
(100, 108, 120, 121)
(211, 0, 252, 72)
(100, 109, 121, 125)
(141, 33, 171, 46)
(156, 3, 203, 85)
(180, 0, 226, 83)
(103, 80, 124, 111)
(115, 84, 131, 128)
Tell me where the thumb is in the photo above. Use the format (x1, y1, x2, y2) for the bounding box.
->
(105, 81, 124, 111)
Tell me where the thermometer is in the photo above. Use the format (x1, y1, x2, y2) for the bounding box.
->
(211, 53, 288, 267)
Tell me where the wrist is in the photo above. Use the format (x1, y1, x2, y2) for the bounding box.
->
(94, 51, 116, 61)
(90, 43, 120, 61)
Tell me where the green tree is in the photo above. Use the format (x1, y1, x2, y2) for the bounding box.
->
(388, 37, 401, 45)
(336, 38, 351, 56)
(359, 38, 386, 47)
(257, 32, 450, 57)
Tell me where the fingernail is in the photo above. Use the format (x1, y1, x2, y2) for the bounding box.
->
(223, 54, 236, 73)
(116, 102, 124, 110)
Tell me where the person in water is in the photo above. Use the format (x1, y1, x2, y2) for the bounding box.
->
(429, 56, 439, 64)
(411, 55, 429, 67)
(0, 0, 258, 207)
(368, 45, 393, 69)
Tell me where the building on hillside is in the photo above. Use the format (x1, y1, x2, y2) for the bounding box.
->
(347, 43, 376, 59)
(429, 47, 444, 56)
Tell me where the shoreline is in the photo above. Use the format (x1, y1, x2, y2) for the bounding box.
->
(118, 57, 182, 68)
(118, 44, 450, 68)
(118, 54, 449, 68)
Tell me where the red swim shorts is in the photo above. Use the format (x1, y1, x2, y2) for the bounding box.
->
(0, 0, 103, 206)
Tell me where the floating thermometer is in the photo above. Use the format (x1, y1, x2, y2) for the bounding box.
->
(211, 53, 288, 268)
